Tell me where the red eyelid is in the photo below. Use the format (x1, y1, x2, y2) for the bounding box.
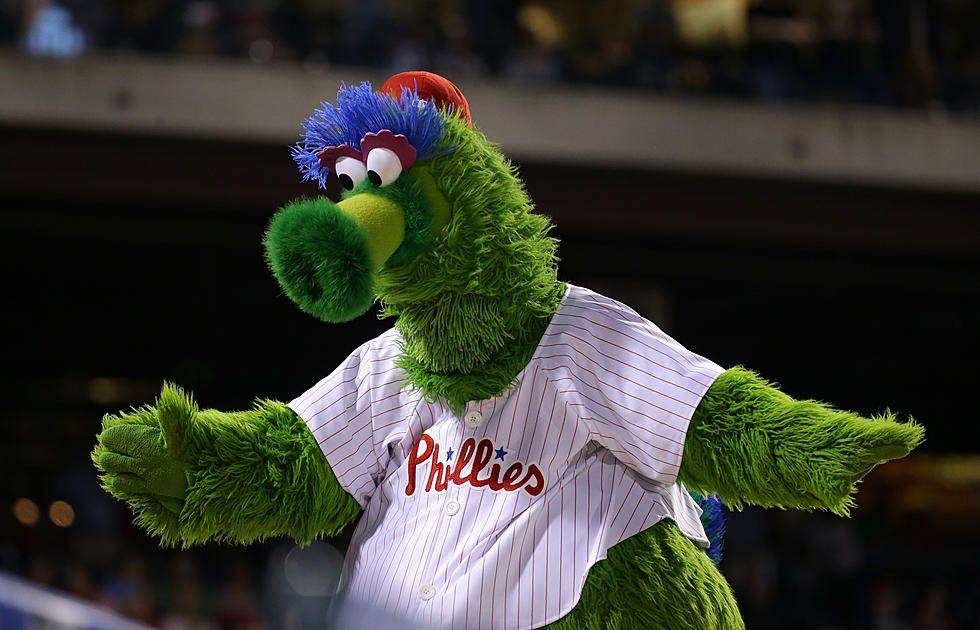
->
(316, 145, 363, 171)
(360, 130, 418, 170)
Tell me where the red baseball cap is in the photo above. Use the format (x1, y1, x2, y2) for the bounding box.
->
(380, 71, 472, 128)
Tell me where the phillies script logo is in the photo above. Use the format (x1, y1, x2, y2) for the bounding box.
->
(405, 435, 545, 497)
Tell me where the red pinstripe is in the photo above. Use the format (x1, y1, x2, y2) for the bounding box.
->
(329, 427, 373, 470)
(551, 316, 709, 386)
(537, 351, 692, 428)
(558, 302, 717, 380)
(296, 370, 357, 415)
(546, 368, 688, 442)
(573, 394, 687, 462)
(542, 330, 701, 405)
(374, 444, 421, 608)
(306, 368, 403, 426)
(463, 489, 487, 628)
(611, 484, 640, 540)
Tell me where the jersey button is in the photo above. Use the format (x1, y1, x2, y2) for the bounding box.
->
(464, 410, 482, 428)
(445, 500, 460, 516)
(418, 583, 435, 601)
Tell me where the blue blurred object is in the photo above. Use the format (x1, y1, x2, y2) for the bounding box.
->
(690, 490, 726, 566)
(0, 570, 153, 630)
(23, 3, 84, 58)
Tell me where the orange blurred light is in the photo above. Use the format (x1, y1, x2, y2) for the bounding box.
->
(13, 498, 40, 526)
(48, 500, 75, 527)
(88, 377, 121, 404)
(673, 0, 749, 47)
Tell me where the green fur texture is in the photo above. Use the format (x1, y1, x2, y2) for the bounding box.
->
(265, 114, 565, 407)
(679, 367, 925, 516)
(374, 117, 566, 406)
(546, 521, 743, 630)
(264, 196, 375, 323)
(394, 293, 557, 414)
(346, 168, 441, 267)
(96, 423, 189, 514)
(93, 401, 186, 534)
(93, 384, 360, 547)
(266, 167, 450, 325)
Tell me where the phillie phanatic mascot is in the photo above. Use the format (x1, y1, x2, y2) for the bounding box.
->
(94, 72, 924, 629)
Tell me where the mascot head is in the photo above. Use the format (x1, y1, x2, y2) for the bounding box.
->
(264, 71, 561, 338)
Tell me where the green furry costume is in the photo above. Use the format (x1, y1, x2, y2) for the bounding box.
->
(94, 73, 923, 629)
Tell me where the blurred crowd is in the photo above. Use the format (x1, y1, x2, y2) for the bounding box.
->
(3, 478, 977, 630)
(2, 0, 979, 115)
(4, 458, 976, 629)
(4, 532, 336, 630)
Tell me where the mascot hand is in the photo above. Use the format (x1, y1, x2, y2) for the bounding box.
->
(844, 417, 921, 484)
(95, 383, 197, 515)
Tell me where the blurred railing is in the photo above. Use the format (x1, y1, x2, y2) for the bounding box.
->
(0, 570, 154, 630)
(2, 52, 979, 193)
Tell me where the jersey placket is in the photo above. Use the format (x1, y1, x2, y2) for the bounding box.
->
(426, 398, 505, 625)
(414, 404, 471, 618)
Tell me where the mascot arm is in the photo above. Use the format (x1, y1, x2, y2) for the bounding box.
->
(92, 383, 361, 546)
(678, 366, 924, 515)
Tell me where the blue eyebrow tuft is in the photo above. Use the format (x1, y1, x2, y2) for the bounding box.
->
(292, 81, 458, 189)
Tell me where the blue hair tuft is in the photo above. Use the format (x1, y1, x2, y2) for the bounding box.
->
(293, 81, 457, 188)
(689, 490, 726, 566)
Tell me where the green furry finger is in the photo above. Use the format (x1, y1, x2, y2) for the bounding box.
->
(679, 367, 926, 516)
(97, 423, 188, 514)
(93, 385, 361, 547)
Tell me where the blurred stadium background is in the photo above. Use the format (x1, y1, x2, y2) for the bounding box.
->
(1, 0, 979, 628)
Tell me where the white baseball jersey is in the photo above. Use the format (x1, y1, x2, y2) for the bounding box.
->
(290, 284, 724, 630)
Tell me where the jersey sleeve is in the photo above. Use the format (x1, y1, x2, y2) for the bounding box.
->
(288, 333, 406, 508)
(548, 290, 724, 486)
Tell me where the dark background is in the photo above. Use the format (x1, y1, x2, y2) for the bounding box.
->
(2, 0, 980, 627)
(1, 123, 978, 629)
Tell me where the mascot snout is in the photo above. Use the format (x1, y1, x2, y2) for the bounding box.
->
(264, 193, 405, 322)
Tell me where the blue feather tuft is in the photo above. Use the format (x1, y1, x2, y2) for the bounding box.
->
(689, 490, 726, 566)
(293, 81, 458, 188)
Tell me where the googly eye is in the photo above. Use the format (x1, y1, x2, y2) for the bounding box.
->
(335, 156, 367, 191)
(365, 148, 403, 187)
